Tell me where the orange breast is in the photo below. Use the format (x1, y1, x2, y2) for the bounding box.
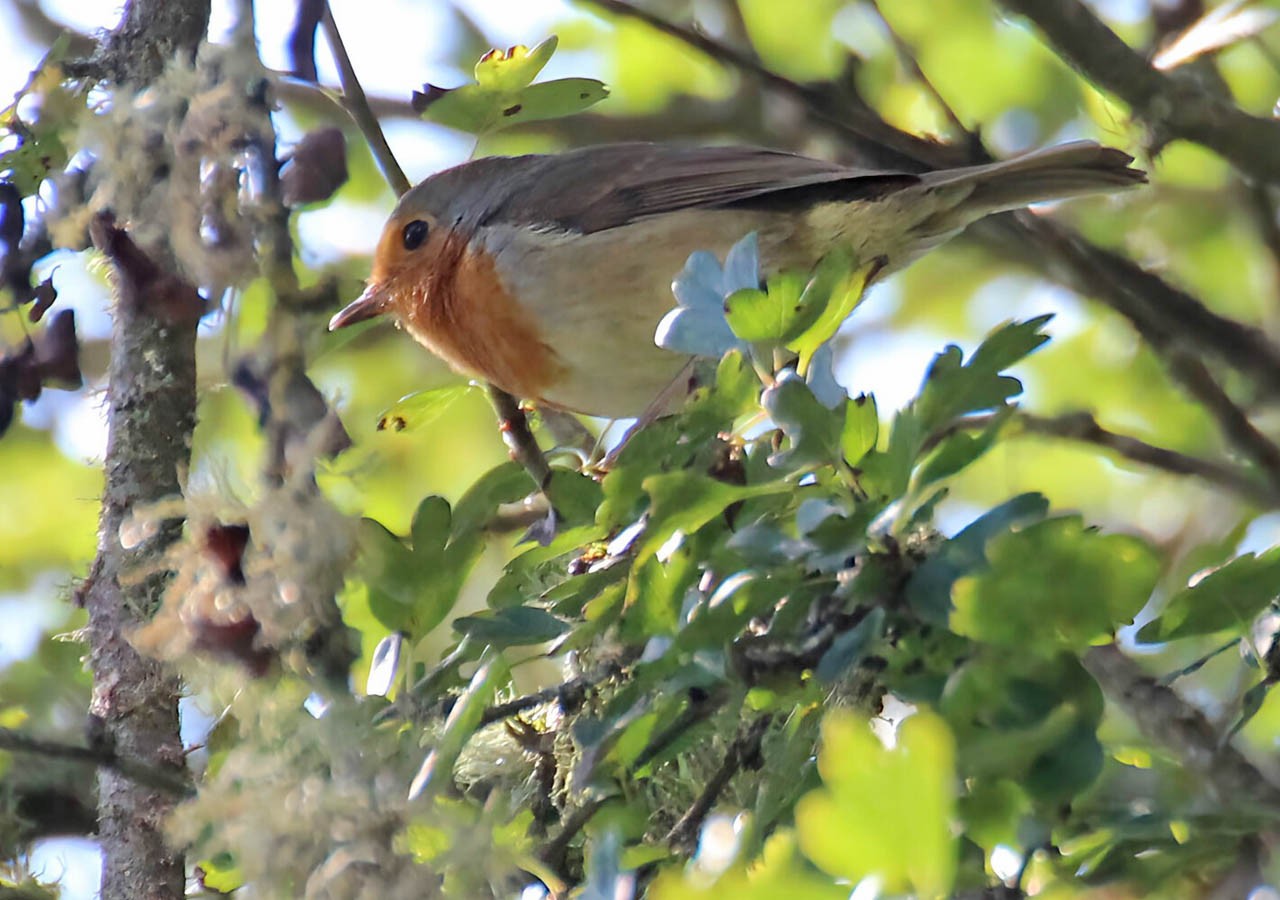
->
(397, 232, 567, 403)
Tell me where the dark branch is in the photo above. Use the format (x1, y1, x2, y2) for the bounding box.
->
(997, 0, 1280, 184)
(867, 0, 970, 141)
(1022, 216, 1280, 388)
(0, 727, 194, 798)
(940, 410, 1280, 507)
(1165, 352, 1280, 494)
(538, 797, 608, 878)
(287, 0, 324, 81)
(578, 0, 966, 171)
(1246, 183, 1280, 290)
(663, 715, 771, 853)
(479, 664, 623, 728)
(489, 385, 552, 491)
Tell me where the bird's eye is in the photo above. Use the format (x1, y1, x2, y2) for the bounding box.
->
(402, 220, 430, 251)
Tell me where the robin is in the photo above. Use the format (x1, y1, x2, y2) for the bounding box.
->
(329, 141, 1144, 419)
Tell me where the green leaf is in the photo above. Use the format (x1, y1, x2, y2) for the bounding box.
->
(356, 518, 424, 633)
(196, 853, 244, 892)
(723, 287, 781, 343)
(1137, 547, 1280, 643)
(450, 461, 533, 541)
(453, 606, 569, 646)
(722, 269, 814, 344)
(786, 252, 880, 373)
(474, 36, 557, 89)
(408, 648, 509, 799)
(906, 493, 1049, 623)
(952, 516, 1160, 653)
(855, 408, 924, 502)
(635, 472, 788, 564)
(958, 778, 1030, 850)
(795, 709, 956, 895)
(839, 393, 879, 466)
(415, 36, 609, 135)
(1024, 723, 1104, 804)
(375, 384, 476, 433)
(915, 406, 1010, 487)
(357, 468, 533, 638)
(621, 548, 697, 641)
(941, 652, 1104, 802)
(545, 468, 606, 529)
(1228, 681, 1270, 738)
(410, 495, 451, 557)
(763, 371, 842, 471)
(0, 36, 77, 195)
(916, 315, 1052, 431)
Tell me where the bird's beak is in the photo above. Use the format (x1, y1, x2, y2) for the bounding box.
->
(328, 283, 389, 331)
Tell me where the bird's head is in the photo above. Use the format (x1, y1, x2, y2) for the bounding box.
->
(328, 191, 451, 332)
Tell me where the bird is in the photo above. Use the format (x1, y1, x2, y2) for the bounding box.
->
(329, 141, 1144, 419)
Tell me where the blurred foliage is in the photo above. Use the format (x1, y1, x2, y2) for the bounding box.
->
(3, 0, 1280, 898)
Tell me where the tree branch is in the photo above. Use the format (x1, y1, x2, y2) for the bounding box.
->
(663, 714, 771, 853)
(578, 0, 967, 171)
(1164, 352, 1280, 495)
(0, 727, 193, 798)
(1082, 644, 1280, 810)
(939, 409, 1280, 507)
(478, 663, 623, 728)
(997, 0, 1280, 185)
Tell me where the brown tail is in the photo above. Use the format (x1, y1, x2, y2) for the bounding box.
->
(921, 141, 1147, 218)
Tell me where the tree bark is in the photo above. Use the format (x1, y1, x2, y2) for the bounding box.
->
(84, 213, 201, 900)
(94, 0, 211, 86)
(76, 4, 209, 896)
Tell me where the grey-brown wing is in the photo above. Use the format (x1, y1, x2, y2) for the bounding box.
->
(442, 143, 920, 234)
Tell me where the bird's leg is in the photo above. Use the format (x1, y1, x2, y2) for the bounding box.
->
(486, 384, 558, 544)
(487, 384, 552, 489)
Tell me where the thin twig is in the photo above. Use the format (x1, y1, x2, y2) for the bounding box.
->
(0, 727, 194, 798)
(287, 0, 323, 80)
(318, 2, 410, 196)
(632, 690, 727, 773)
(578, 0, 960, 170)
(538, 797, 608, 876)
(479, 663, 623, 728)
(938, 410, 1280, 506)
(1166, 352, 1280, 495)
(866, 0, 971, 140)
(663, 714, 772, 852)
